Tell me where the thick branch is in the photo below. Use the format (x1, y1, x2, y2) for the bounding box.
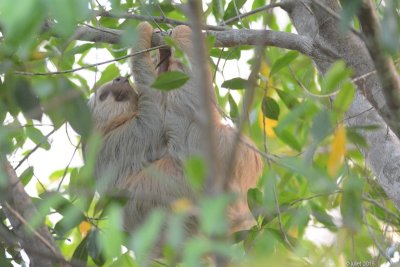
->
(358, 0, 400, 125)
(1, 161, 65, 267)
(57, 24, 318, 59)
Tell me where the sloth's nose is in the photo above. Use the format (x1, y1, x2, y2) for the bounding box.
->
(113, 76, 128, 83)
(113, 89, 130, 102)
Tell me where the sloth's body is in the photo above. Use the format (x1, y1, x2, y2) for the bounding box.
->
(87, 22, 263, 233)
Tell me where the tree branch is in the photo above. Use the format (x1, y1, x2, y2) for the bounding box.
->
(45, 23, 317, 58)
(186, 0, 221, 195)
(358, 0, 400, 131)
(0, 161, 65, 267)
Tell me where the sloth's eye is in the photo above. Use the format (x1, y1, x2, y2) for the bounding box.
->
(99, 91, 109, 101)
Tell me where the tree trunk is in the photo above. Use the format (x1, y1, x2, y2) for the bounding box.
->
(282, 0, 400, 209)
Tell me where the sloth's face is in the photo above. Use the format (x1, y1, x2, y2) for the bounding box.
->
(88, 76, 138, 132)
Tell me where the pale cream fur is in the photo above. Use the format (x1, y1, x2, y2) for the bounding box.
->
(86, 22, 263, 234)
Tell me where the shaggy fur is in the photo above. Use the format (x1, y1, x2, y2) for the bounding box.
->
(86, 22, 263, 233)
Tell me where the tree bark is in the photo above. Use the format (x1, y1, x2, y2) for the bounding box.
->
(281, 0, 400, 210)
(1, 161, 65, 267)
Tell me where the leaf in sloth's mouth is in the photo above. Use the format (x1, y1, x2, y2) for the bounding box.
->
(156, 48, 172, 75)
(152, 48, 190, 91)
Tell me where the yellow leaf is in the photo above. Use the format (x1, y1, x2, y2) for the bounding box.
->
(30, 51, 47, 61)
(260, 60, 270, 78)
(259, 60, 275, 96)
(288, 226, 299, 238)
(78, 220, 91, 238)
(258, 112, 278, 138)
(327, 123, 346, 176)
(171, 198, 192, 213)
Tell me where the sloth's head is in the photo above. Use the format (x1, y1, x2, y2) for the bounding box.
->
(88, 76, 138, 133)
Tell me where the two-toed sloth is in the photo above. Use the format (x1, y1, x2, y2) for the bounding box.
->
(87, 22, 263, 235)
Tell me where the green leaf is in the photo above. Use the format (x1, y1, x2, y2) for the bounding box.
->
(0, 0, 44, 49)
(200, 195, 231, 235)
(0, 250, 13, 267)
(346, 129, 368, 148)
(310, 202, 337, 231)
(311, 110, 332, 143)
(49, 169, 68, 181)
(72, 237, 89, 264)
(120, 22, 139, 47)
(221, 77, 247, 90)
(184, 156, 207, 192)
(40, 192, 85, 236)
(261, 97, 280, 120)
(228, 94, 239, 121)
(341, 174, 363, 232)
(381, 1, 400, 54)
(87, 229, 106, 266)
(151, 71, 190, 91)
(210, 48, 241, 60)
(270, 51, 299, 77)
(223, 0, 246, 20)
(206, 34, 216, 50)
(93, 189, 129, 218)
(100, 205, 124, 260)
(95, 64, 120, 87)
(25, 127, 50, 150)
(130, 210, 165, 265)
(20, 166, 34, 186)
(321, 61, 352, 93)
(275, 101, 316, 133)
(14, 78, 42, 121)
(45, 77, 91, 134)
(65, 43, 93, 57)
(276, 89, 299, 109)
(276, 157, 335, 193)
(247, 188, 263, 219)
(275, 129, 301, 151)
(110, 252, 138, 267)
(165, 213, 186, 251)
(211, 0, 225, 20)
(57, 79, 93, 139)
(45, 0, 90, 38)
(80, 133, 102, 180)
(332, 82, 355, 117)
(339, 0, 362, 33)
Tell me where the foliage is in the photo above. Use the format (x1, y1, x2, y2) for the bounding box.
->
(0, 0, 399, 266)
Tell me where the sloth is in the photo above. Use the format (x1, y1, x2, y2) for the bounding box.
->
(86, 22, 263, 235)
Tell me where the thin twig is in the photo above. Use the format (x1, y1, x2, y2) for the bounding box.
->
(15, 128, 57, 170)
(221, 2, 284, 25)
(289, 66, 341, 98)
(3, 203, 58, 256)
(96, 10, 228, 31)
(187, 0, 221, 196)
(57, 140, 81, 192)
(15, 45, 167, 76)
(361, 193, 392, 262)
(363, 196, 400, 223)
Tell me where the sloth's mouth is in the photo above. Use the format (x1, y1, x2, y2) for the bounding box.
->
(156, 48, 172, 75)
